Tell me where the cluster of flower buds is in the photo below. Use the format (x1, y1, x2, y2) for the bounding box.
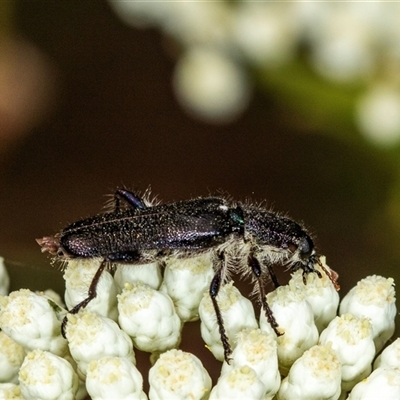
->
(0, 255, 398, 399)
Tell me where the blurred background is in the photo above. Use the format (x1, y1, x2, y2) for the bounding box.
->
(1, 0, 400, 382)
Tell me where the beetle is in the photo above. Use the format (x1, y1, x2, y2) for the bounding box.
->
(37, 188, 338, 361)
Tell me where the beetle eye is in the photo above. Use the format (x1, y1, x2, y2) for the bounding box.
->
(299, 236, 313, 259)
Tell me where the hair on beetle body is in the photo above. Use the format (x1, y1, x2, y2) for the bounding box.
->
(37, 188, 339, 363)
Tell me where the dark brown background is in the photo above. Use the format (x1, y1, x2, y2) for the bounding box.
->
(1, 1, 398, 384)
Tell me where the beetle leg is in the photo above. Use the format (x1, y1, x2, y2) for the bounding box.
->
(313, 256, 340, 290)
(266, 263, 280, 288)
(114, 188, 147, 210)
(61, 259, 108, 337)
(248, 251, 282, 336)
(209, 250, 232, 363)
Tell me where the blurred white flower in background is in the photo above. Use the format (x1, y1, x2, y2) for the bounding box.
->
(161, 2, 232, 49)
(356, 85, 400, 147)
(0, 257, 10, 296)
(108, 0, 400, 143)
(305, 3, 378, 83)
(232, 2, 299, 67)
(173, 47, 251, 124)
(107, 0, 171, 29)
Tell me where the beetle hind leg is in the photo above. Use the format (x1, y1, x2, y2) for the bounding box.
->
(61, 259, 108, 337)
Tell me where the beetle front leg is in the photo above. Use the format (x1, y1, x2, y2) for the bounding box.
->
(307, 255, 340, 290)
(61, 259, 108, 337)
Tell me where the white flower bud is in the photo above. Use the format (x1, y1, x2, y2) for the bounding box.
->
(259, 285, 319, 375)
(0, 289, 68, 356)
(118, 282, 181, 354)
(36, 289, 65, 308)
(0, 257, 10, 296)
(18, 349, 78, 400)
(114, 262, 162, 293)
(64, 259, 118, 321)
(86, 356, 147, 400)
(277, 344, 341, 400)
(209, 365, 266, 400)
(288, 256, 339, 332)
(65, 311, 135, 378)
(0, 332, 25, 384)
(348, 367, 400, 400)
(62, 354, 88, 400)
(220, 329, 280, 399)
(199, 281, 258, 361)
(0, 383, 23, 399)
(159, 254, 214, 321)
(319, 313, 375, 391)
(374, 338, 400, 370)
(148, 349, 211, 400)
(339, 275, 396, 352)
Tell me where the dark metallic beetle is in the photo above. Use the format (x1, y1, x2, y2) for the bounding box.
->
(37, 188, 338, 361)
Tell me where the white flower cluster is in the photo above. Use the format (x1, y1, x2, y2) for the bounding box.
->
(0, 254, 398, 399)
(108, 1, 400, 145)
